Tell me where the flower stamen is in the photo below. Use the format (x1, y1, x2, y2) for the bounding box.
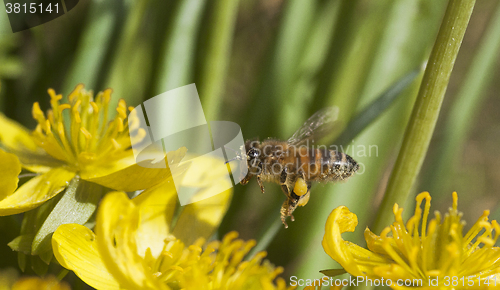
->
(323, 192, 500, 289)
(30, 85, 143, 170)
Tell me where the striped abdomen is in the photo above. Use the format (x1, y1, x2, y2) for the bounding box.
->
(284, 147, 359, 182)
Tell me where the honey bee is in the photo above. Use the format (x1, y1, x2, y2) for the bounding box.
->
(240, 107, 359, 228)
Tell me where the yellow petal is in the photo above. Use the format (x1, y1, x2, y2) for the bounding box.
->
(52, 224, 120, 290)
(0, 167, 75, 216)
(173, 188, 232, 246)
(133, 177, 178, 258)
(0, 114, 57, 173)
(82, 158, 170, 191)
(0, 113, 38, 152)
(14, 151, 64, 174)
(82, 146, 187, 192)
(81, 147, 187, 191)
(0, 149, 21, 200)
(170, 153, 233, 245)
(96, 192, 166, 290)
(133, 150, 233, 257)
(364, 227, 397, 255)
(322, 206, 389, 277)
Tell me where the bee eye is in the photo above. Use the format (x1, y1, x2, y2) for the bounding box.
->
(248, 148, 259, 158)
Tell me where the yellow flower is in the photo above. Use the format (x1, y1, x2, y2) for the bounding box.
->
(0, 268, 70, 290)
(51, 181, 290, 290)
(0, 84, 187, 265)
(322, 192, 500, 289)
(11, 276, 70, 290)
(0, 84, 176, 215)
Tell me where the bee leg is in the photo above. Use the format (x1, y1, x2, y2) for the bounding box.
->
(240, 173, 253, 185)
(280, 197, 298, 228)
(280, 166, 297, 198)
(256, 175, 265, 193)
(280, 184, 289, 196)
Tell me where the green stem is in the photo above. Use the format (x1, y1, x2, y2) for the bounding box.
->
(154, 0, 206, 93)
(61, 0, 121, 96)
(372, 0, 476, 234)
(245, 218, 282, 259)
(312, 0, 391, 134)
(198, 0, 240, 121)
(104, 0, 150, 112)
(428, 1, 500, 197)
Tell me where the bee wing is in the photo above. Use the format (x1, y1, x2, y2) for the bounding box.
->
(287, 107, 340, 146)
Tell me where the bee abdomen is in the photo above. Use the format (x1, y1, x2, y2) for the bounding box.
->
(305, 149, 359, 181)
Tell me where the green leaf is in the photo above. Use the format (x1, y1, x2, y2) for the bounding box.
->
(311, 0, 393, 127)
(31, 177, 105, 255)
(104, 1, 160, 115)
(61, 0, 123, 95)
(39, 248, 52, 265)
(154, 0, 206, 93)
(198, 0, 241, 120)
(320, 268, 347, 277)
(16, 189, 64, 249)
(30, 255, 49, 276)
(245, 216, 282, 260)
(17, 252, 26, 272)
(7, 234, 35, 254)
(334, 69, 420, 146)
(13, 187, 63, 270)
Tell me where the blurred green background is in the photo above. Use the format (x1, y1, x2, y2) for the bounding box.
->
(0, 0, 500, 288)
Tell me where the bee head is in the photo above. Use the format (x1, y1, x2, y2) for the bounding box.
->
(247, 148, 260, 160)
(244, 140, 262, 171)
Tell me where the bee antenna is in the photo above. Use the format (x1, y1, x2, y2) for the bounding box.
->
(224, 157, 238, 164)
(224, 145, 245, 164)
(224, 146, 239, 153)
